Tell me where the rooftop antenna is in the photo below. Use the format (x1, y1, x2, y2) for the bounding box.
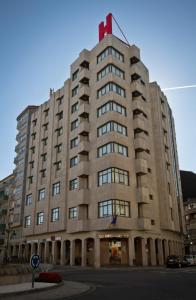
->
(112, 14, 131, 47)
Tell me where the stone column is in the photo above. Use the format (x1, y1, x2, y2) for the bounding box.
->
(128, 237, 135, 266)
(70, 240, 75, 266)
(38, 242, 42, 259)
(150, 239, 156, 266)
(60, 241, 65, 265)
(94, 238, 100, 268)
(82, 239, 87, 267)
(157, 239, 164, 265)
(141, 238, 148, 266)
(31, 243, 35, 257)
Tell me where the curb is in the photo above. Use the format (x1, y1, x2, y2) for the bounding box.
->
(0, 281, 64, 298)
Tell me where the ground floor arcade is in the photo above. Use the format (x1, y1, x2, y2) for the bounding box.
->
(8, 232, 184, 267)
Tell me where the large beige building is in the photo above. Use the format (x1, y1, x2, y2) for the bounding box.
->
(8, 32, 185, 267)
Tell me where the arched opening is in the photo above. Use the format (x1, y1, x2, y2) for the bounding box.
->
(75, 239, 82, 265)
(168, 240, 172, 255)
(65, 240, 70, 265)
(40, 243, 45, 263)
(86, 238, 94, 266)
(162, 240, 166, 263)
(55, 241, 61, 265)
(27, 243, 31, 262)
(147, 238, 152, 266)
(134, 237, 143, 266)
(155, 239, 159, 265)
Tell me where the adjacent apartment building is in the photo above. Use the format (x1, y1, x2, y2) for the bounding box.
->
(7, 17, 185, 267)
(0, 173, 15, 263)
(180, 170, 196, 254)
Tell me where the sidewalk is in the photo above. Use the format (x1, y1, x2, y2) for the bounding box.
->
(0, 280, 91, 300)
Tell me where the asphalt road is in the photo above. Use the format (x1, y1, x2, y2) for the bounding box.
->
(57, 266, 196, 300)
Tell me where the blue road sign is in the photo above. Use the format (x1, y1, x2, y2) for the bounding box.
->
(30, 254, 40, 269)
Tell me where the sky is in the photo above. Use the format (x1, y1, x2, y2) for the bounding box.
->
(0, 0, 196, 179)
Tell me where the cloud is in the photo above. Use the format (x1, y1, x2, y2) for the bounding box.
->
(162, 84, 196, 91)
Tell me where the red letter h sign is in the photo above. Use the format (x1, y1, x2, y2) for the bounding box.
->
(99, 13, 112, 42)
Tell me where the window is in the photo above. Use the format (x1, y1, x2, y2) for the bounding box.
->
(56, 96, 64, 105)
(97, 121, 127, 137)
(28, 176, 33, 184)
(71, 102, 79, 113)
(70, 137, 79, 148)
(97, 46, 124, 63)
(38, 188, 45, 201)
(44, 108, 49, 117)
(54, 161, 61, 171)
(32, 119, 37, 126)
(70, 178, 78, 190)
(41, 153, 47, 161)
(97, 101, 126, 117)
(56, 127, 63, 136)
(40, 169, 46, 177)
(29, 161, 34, 168)
(42, 137, 48, 146)
(24, 216, 31, 227)
(30, 146, 35, 154)
(71, 119, 79, 131)
(97, 64, 124, 81)
(26, 194, 32, 206)
(37, 212, 44, 225)
(52, 182, 60, 196)
(69, 207, 77, 219)
(51, 207, 59, 222)
(31, 132, 36, 140)
(56, 111, 63, 120)
(97, 82, 125, 98)
(98, 142, 128, 157)
(98, 199, 130, 218)
(43, 123, 48, 130)
(72, 86, 79, 97)
(98, 167, 129, 186)
(55, 143, 62, 153)
(70, 156, 79, 168)
(72, 69, 79, 81)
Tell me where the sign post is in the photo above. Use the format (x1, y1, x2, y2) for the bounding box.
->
(30, 254, 40, 288)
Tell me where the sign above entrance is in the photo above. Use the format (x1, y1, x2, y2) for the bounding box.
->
(99, 13, 112, 42)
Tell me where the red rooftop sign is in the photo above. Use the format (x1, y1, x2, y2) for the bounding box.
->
(99, 13, 112, 42)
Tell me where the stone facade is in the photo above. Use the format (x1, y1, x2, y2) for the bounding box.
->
(7, 34, 185, 267)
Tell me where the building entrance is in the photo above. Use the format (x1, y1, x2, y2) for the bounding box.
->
(109, 238, 121, 264)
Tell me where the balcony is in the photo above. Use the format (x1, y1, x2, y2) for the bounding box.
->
(133, 115, 147, 132)
(134, 136, 149, 151)
(77, 189, 90, 205)
(130, 45, 140, 65)
(135, 158, 148, 174)
(78, 140, 90, 155)
(131, 81, 143, 98)
(136, 187, 150, 204)
(132, 96, 146, 112)
(79, 69, 90, 85)
(78, 85, 90, 101)
(77, 161, 90, 177)
(78, 121, 90, 136)
(67, 219, 89, 233)
(138, 218, 151, 230)
(78, 103, 90, 118)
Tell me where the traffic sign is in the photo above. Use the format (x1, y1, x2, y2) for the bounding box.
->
(30, 254, 40, 269)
